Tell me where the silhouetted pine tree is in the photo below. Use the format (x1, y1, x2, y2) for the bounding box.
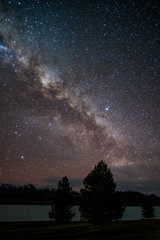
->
(49, 176, 75, 223)
(142, 195, 155, 219)
(79, 161, 125, 224)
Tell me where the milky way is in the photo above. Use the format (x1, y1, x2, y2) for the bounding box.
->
(0, 0, 160, 194)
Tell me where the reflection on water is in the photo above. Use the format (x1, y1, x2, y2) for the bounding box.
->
(0, 205, 160, 222)
(0, 205, 80, 222)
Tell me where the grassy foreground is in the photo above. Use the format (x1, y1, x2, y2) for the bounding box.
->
(0, 220, 160, 240)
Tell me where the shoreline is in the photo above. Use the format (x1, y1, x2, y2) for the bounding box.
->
(1, 201, 160, 206)
(0, 220, 160, 240)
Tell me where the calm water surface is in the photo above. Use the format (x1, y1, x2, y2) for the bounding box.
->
(0, 205, 160, 222)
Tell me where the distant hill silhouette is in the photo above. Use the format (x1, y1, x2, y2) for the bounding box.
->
(119, 191, 160, 206)
(0, 183, 55, 204)
(0, 183, 160, 206)
(148, 194, 160, 206)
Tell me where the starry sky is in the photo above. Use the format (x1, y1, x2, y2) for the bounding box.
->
(0, 0, 160, 194)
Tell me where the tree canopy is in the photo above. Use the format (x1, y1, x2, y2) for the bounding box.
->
(79, 161, 125, 223)
(49, 176, 75, 223)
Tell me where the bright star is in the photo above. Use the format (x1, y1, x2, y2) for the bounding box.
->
(105, 107, 109, 111)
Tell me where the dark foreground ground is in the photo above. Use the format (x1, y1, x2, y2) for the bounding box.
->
(0, 220, 160, 240)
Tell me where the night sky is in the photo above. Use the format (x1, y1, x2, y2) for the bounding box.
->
(0, 0, 160, 194)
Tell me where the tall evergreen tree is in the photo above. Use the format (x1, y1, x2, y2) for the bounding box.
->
(79, 161, 125, 223)
(49, 176, 75, 223)
(142, 195, 155, 219)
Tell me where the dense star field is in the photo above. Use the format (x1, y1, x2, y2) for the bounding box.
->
(0, 0, 160, 193)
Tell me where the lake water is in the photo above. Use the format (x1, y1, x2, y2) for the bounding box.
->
(0, 205, 160, 222)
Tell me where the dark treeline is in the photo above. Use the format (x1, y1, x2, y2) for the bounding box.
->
(0, 183, 55, 204)
(119, 191, 160, 206)
(1, 183, 160, 206)
(0, 183, 81, 205)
